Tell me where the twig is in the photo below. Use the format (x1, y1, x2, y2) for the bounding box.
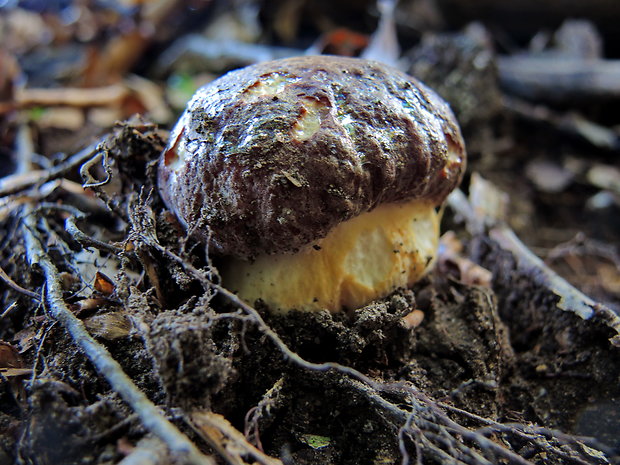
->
(117, 436, 170, 465)
(65, 215, 125, 255)
(0, 302, 18, 320)
(0, 142, 99, 198)
(21, 206, 214, 465)
(189, 412, 283, 465)
(36, 203, 127, 256)
(488, 224, 620, 345)
(80, 150, 112, 189)
(15, 85, 129, 108)
(15, 123, 36, 175)
(498, 56, 620, 102)
(490, 226, 598, 319)
(446, 183, 620, 346)
(0, 265, 40, 301)
(79, 148, 131, 221)
(502, 96, 620, 151)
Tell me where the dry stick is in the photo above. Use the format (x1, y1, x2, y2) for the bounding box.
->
(0, 302, 18, 320)
(80, 150, 112, 189)
(489, 225, 608, 321)
(0, 141, 100, 198)
(0, 265, 41, 301)
(15, 123, 36, 175)
(36, 202, 127, 256)
(21, 207, 214, 465)
(502, 96, 620, 151)
(146, 239, 535, 465)
(16, 84, 128, 108)
(447, 188, 620, 345)
(79, 148, 132, 222)
(65, 215, 126, 256)
(117, 436, 170, 465)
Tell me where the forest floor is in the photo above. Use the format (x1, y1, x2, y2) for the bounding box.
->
(0, 1, 619, 464)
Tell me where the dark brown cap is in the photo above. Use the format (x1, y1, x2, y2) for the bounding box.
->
(159, 55, 465, 259)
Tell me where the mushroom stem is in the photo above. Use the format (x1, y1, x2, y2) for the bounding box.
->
(221, 199, 439, 313)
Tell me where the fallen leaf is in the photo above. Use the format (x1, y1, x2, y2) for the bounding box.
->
(94, 271, 115, 296)
(0, 341, 22, 369)
(438, 231, 493, 287)
(84, 312, 132, 340)
(299, 434, 331, 450)
(191, 411, 283, 465)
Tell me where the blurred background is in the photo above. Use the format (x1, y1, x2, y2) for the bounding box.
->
(0, 0, 619, 310)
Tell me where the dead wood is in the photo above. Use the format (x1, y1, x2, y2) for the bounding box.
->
(498, 56, 620, 102)
(447, 178, 620, 346)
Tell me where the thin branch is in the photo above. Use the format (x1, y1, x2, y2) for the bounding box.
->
(0, 142, 99, 198)
(490, 226, 598, 319)
(0, 265, 41, 301)
(65, 215, 125, 255)
(117, 436, 170, 465)
(447, 184, 620, 346)
(21, 206, 214, 465)
(15, 84, 129, 108)
(0, 302, 18, 320)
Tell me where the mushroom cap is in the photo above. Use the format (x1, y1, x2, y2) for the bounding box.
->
(159, 55, 465, 259)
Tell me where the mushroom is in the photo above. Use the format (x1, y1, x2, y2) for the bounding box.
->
(159, 55, 465, 313)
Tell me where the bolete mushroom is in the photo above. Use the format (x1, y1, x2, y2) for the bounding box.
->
(159, 55, 465, 313)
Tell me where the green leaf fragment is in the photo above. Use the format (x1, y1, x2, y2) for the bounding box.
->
(300, 434, 331, 449)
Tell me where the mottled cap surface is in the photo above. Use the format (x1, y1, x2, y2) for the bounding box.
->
(159, 55, 465, 259)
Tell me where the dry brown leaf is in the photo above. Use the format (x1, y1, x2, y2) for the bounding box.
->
(13, 326, 37, 354)
(438, 232, 493, 287)
(0, 341, 22, 369)
(94, 271, 115, 296)
(597, 263, 620, 294)
(84, 312, 132, 340)
(191, 411, 283, 465)
(77, 297, 110, 313)
(16, 84, 129, 107)
(402, 309, 425, 329)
